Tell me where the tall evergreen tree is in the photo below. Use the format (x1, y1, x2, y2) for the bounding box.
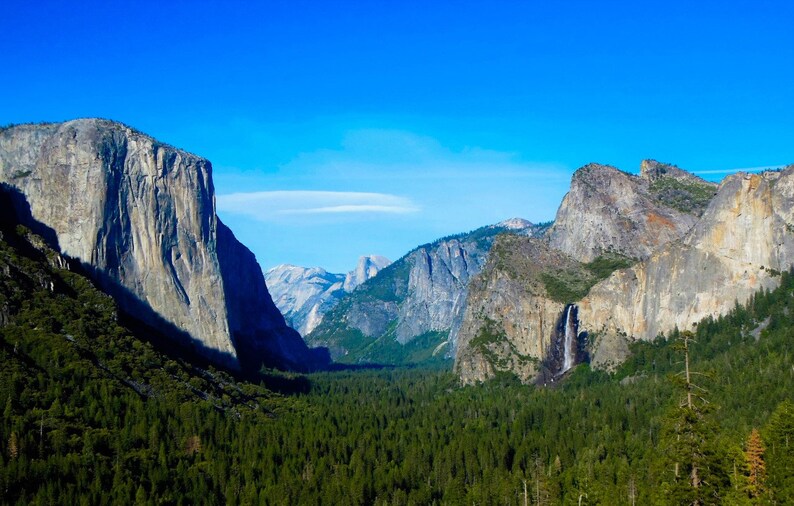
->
(744, 429, 766, 501)
(657, 331, 728, 505)
(764, 400, 794, 502)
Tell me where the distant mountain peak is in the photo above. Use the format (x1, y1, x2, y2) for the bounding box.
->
(344, 255, 392, 292)
(265, 254, 391, 336)
(493, 218, 533, 230)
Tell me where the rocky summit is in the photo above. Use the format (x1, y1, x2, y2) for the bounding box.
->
(581, 167, 794, 369)
(265, 255, 391, 336)
(547, 162, 714, 263)
(454, 160, 794, 384)
(0, 119, 325, 371)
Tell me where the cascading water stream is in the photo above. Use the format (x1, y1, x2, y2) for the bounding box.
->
(561, 305, 576, 374)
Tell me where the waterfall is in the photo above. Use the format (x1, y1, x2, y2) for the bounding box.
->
(561, 304, 577, 374)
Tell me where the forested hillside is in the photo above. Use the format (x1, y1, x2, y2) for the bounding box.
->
(1, 205, 793, 503)
(0, 206, 293, 504)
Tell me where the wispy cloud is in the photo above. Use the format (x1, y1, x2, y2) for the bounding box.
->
(217, 190, 419, 221)
(277, 129, 568, 183)
(214, 128, 570, 236)
(693, 164, 786, 175)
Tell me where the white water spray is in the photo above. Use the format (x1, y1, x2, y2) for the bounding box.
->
(561, 305, 577, 374)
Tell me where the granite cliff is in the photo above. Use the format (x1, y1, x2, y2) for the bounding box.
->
(344, 255, 391, 292)
(0, 119, 325, 371)
(455, 161, 720, 384)
(547, 161, 715, 262)
(306, 220, 546, 365)
(580, 167, 794, 369)
(454, 237, 577, 383)
(265, 255, 390, 336)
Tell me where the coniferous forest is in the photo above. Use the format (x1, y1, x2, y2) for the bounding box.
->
(2, 214, 794, 504)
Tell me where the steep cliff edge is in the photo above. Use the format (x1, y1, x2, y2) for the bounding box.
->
(455, 161, 717, 384)
(580, 168, 794, 369)
(547, 162, 714, 262)
(454, 237, 571, 384)
(0, 119, 323, 371)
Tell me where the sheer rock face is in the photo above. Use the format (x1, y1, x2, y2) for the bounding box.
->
(265, 255, 390, 336)
(454, 237, 570, 385)
(307, 237, 490, 358)
(547, 163, 707, 262)
(580, 168, 794, 368)
(0, 119, 320, 370)
(455, 161, 721, 384)
(343, 255, 391, 292)
(304, 225, 534, 363)
(392, 239, 486, 345)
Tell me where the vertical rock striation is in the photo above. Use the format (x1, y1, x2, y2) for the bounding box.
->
(580, 168, 794, 369)
(0, 119, 323, 370)
(454, 237, 572, 384)
(306, 221, 543, 365)
(343, 255, 391, 292)
(455, 161, 719, 383)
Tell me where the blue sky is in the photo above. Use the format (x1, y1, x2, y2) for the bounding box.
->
(2, 1, 792, 272)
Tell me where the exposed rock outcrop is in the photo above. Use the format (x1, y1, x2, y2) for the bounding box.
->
(343, 255, 391, 292)
(547, 162, 712, 262)
(306, 237, 488, 363)
(265, 255, 390, 336)
(266, 265, 345, 336)
(306, 221, 544, 364)
(580, 168, 794, 365)
(0, 119, 324, 370)
(393, 239, 484, 344)
(454, 237, 571, 384)
(455, 161, 720, 384)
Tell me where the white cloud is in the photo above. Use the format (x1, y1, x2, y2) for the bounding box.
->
(693, 165, 785, 175)
(217, 190, 419, 221)
(214, 128, 571, 230)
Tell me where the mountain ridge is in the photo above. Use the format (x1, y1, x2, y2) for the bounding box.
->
(582, 166, 794, 369)
(265, 254, 391, 335)
(305, 219, 547, 365)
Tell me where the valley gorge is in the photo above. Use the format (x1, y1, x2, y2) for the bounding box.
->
(3, 119, 788, 387)
(5, 4, 794, 503)
(2, 120, 792, 505)
(304, 219, 547, 365)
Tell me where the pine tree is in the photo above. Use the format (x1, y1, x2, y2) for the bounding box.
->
(744, 429, 766, 500)
(7, 431, 18, 460)
(764, 400, 794, 502)
(658, 331, 728, 505)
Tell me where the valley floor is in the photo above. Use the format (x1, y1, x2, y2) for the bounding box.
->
(2, 215, 794, 505)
